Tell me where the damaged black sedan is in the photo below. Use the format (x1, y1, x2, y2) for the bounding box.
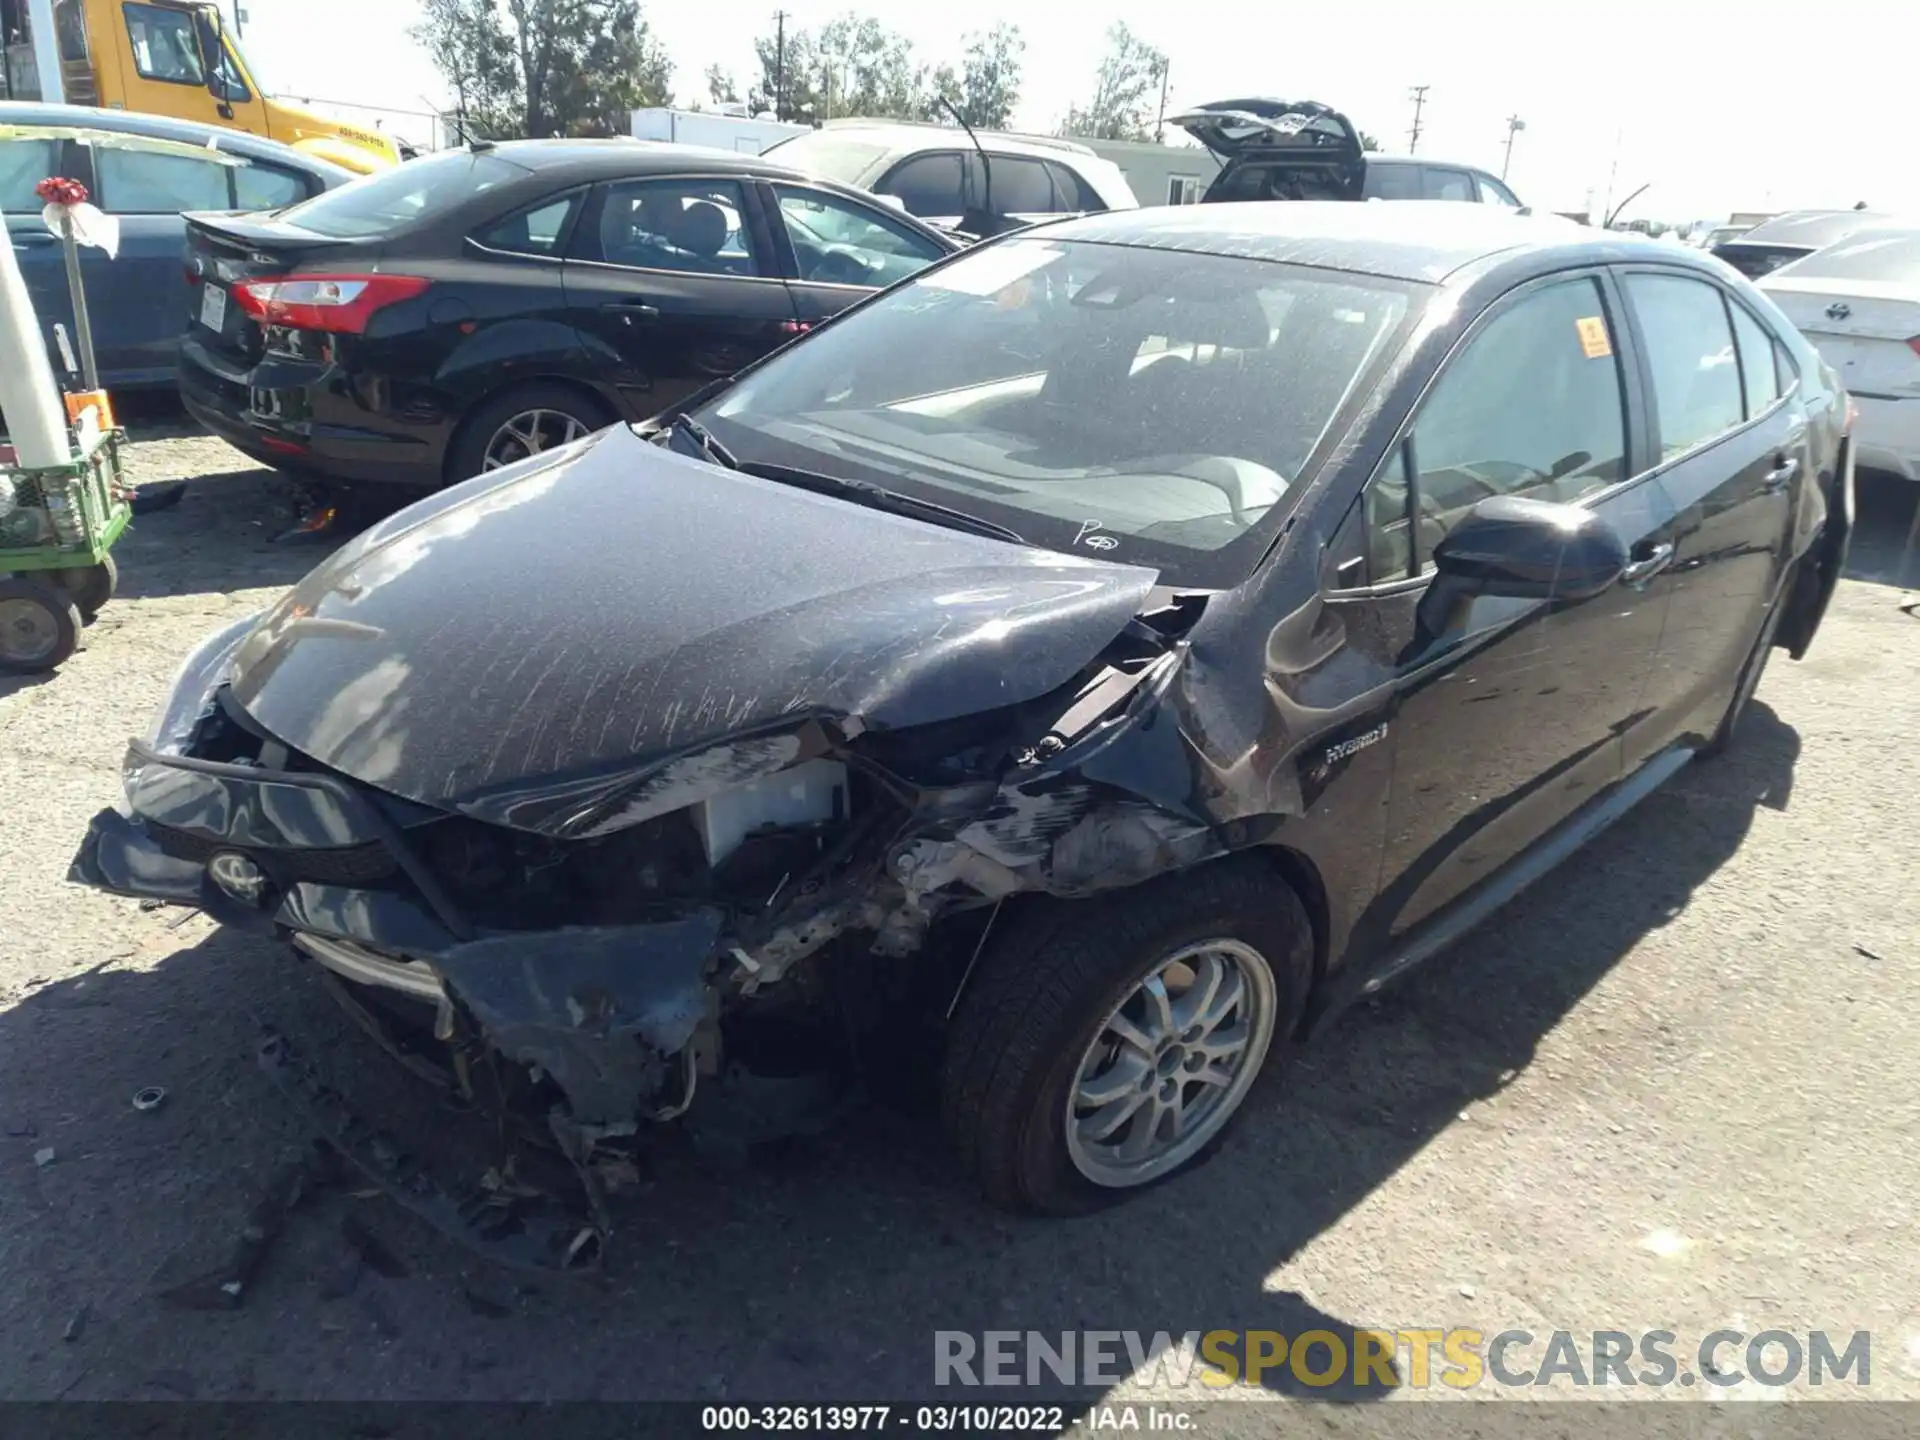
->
(74, 202, 1852, 1225)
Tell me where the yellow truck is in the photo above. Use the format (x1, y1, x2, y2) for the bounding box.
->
(0, 0, 397, 173)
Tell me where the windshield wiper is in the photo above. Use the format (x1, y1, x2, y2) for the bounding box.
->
(738, 461, 1026, 545)
(667, 412, 738, 469)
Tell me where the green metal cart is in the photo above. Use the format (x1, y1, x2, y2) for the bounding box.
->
(0, 426, 130, 673)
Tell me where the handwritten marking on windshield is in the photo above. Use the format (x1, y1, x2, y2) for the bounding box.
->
(1074, 520, 1117, 551)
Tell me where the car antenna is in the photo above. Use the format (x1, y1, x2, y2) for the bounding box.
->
(1605, 182, 1650, 230)
(936, 93, 994, 235)
(428, 98, 496, 153)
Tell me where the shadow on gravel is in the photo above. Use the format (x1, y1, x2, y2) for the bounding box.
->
(0, 707, 1800, 1405)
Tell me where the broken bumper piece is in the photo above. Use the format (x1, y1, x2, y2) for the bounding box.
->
(258, 1031, 603, 1272)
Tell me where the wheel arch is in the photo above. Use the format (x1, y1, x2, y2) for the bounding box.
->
(441, 374, 622, 487)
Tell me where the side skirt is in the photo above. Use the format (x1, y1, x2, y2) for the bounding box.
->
(1311, 743, 1696, 1028)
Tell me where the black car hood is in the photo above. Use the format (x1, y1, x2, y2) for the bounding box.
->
(226, 426, 1160, 832)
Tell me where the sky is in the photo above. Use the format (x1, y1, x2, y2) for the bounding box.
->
(233, 0, 1917, 223)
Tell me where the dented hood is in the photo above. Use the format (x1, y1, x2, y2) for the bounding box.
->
(226, 426, 1159, 827)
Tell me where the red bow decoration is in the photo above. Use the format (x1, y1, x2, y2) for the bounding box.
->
(35, 176, 90, 207)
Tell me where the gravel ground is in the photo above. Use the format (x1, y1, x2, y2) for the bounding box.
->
(2, 421, 1918, 1409)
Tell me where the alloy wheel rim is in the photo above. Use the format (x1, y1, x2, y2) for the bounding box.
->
(0, 598, 60, 664)
(482, 409, 589, 472)
(1064, 938, 1277, 1188)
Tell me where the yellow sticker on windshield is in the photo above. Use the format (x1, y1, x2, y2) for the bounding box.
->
(1576, 316, 1613, 359)
(996, 277, 1033, 310)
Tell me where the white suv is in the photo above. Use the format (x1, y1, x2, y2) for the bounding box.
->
(763, 121, 1138, 238)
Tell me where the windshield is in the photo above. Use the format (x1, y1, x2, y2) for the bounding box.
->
(273, 150, 527, 238)
(762, 132, 891, 187)
(696, 237, 1418, 587)
(1774, 230, 1920, 285)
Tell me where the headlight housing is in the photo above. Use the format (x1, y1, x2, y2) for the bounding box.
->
(145, 611, 263, 753)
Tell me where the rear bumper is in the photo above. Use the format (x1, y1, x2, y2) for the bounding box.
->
(1851, 393, 1920, 481)
(178, 338, 446, 490)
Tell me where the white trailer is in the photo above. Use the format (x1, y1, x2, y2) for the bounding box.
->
(630, 107, 810, 156)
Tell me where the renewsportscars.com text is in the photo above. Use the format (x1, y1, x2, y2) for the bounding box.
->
(934, 1328, 1872, 1390)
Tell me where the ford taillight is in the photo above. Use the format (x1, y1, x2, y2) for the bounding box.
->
(230, 274, 430, 335)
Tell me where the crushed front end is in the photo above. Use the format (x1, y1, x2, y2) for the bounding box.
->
(71, 588, 1227, 1259)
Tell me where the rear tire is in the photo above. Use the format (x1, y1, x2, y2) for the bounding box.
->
(0, 578, 81, 673)
(447, 383, 611, 486)
(940, 858, 1313, 1216)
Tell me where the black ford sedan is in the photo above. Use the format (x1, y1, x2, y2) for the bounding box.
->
(76, 202, 1852, 1240)
(176, 139, 959, 496)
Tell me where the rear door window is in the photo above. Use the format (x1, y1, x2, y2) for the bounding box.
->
(878, 153, 967, 218)
(1728, 301, 1782, 419)
(94, 147, 233, 212)
(0, 138, 60, 212)
(578, 177, 761, 276)
(1622, 272, 1746, 458)
(1421, 167, 1476, 201)
(1362, 163, 1421, 200)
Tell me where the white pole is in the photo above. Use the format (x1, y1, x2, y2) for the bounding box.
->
(0, 228, 74, 467)
(26, 0, 68, 106)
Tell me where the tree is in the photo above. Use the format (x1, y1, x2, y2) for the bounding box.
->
(1059, 23, 1166, 142)
(705, 63, 740, 107)
(414, 0, 673, 140)
(412, 0, 519, 140)
(957, 23, 1022, 130)
(748, 12, 921, 123)
(1358, 131, 1382, 152)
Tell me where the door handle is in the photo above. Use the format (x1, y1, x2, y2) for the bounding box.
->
(1762, 455, 1799, 491)
(1620, 542, 1674, 587)
(605, 301, 660, 321)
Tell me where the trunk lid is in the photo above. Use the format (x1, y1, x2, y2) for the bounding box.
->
(1168, 98, 1364, 163)
(1762, 276, 1920, 397)
(183, 213, 362, 366)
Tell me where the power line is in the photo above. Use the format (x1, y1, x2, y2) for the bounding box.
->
(1407, 84, 1429, 154)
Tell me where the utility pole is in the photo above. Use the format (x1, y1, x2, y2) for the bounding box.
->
(773, 10, 787, 123)
(1154, 58, 1170, 144)
(1501, 114, 1526, 180)
(1407, 84, 1429, 154)
(232, 1, 247, 39)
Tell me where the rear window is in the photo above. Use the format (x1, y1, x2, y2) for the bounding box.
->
(762, 133, 891, 187)
(1774, 230, 1920, 285)
(273, 150, 526, 239)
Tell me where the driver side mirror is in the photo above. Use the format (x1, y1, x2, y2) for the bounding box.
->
(1414, 494, 1628, 643)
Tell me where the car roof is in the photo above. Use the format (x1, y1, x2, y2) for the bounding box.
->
(1033, 200, 1634, 283)
(0, 100, 347, 175)
(480, 136, 823, 184)
(788, 121, 1101, 165)
(1729, 209, 1893, 247)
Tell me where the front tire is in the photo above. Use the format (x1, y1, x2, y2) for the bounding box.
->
(941, 859, 1313, 1215)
